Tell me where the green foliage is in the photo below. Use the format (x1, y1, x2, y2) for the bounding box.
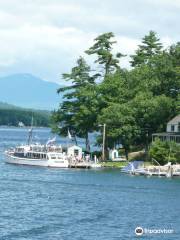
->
(85, 32, 125, 76)
(52, 31, 179, 159)
(98, 102, 139, 159)
(52, 57, 98, 150)
(101, 161, 127, 168)
(176, 94, 180, 113)
(129, 93, 174, 142)
(130, 31, 163, 67)
(149, 139, 180, 165)
(0, 109, 50, 127)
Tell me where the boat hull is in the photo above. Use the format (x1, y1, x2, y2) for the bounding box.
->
(5, 154, 69, 168)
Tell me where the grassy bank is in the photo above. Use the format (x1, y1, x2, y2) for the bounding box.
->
(101, 160, 153, 169)
(101, 161, 127, 168)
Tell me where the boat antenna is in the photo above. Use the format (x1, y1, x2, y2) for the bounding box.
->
(27, 113, 34, 145)
(152, 158, 161, 166)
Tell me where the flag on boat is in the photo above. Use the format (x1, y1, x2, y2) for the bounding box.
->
(68, 129, 72, 139)
(46, 137, 56, 146)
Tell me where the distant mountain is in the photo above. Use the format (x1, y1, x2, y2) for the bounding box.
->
(0, 73, 63, 110)
(0, 101, 50, 115)
(0, 102, 18, 110)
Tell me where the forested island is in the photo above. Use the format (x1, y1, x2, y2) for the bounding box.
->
(0, 102, 50, 127)
(52, 31, 180, 162)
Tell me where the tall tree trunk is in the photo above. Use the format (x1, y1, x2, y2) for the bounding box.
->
(85, 132, 90, 152)
(124, 147, 129, 161)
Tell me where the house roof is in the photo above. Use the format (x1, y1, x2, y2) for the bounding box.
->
(168, 115, 180, 125)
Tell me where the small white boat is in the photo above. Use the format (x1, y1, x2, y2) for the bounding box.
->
(5, 144, 69, 168)
(133, 162, 180, 177)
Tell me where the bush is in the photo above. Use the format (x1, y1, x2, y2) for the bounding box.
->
(149, 139, 180, 165)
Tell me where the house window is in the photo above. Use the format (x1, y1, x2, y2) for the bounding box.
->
(178, 123, 180, 132)
(171, 125, 175, 132)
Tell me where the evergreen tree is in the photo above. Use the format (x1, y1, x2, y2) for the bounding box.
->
(98, 102, 139, 159)
(85, 32, 124, 76)
(130, 31, 163, 67)
(52, 31, 179, 160)
(52, 57, 98, 150)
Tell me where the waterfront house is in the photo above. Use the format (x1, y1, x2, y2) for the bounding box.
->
(152, 115, 180, 143)
(166, 115, 180, 133)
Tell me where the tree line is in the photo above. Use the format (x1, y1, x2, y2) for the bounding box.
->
(52, 31, 180, 159)
(0, 109, 50, 127)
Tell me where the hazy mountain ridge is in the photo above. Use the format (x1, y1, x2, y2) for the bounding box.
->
(0, 101, 51, 116)
(0, 73, 63, 110)
(0, 102, 19, 110)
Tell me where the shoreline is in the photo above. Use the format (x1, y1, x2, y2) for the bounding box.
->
(0, 125, 49, 129)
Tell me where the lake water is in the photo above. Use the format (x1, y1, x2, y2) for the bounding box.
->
(0, 127, 180, 239)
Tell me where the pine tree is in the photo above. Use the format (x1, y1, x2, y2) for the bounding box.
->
(131, 31, 163, 67)
(85, 32, 124, 76)
(52, 57, 98, 151)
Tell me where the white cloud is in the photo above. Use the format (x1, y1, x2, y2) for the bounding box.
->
(0, 0, 178, 83)
(146, 0, 180, 8)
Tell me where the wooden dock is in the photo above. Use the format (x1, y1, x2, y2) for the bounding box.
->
(69, 161, 92, 169)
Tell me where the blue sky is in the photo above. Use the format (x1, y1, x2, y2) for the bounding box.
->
(0, 0, 179, 84)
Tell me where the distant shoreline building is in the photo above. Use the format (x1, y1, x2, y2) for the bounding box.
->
(152, 115, 180, 143)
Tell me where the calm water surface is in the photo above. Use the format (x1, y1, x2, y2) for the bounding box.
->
(0, 127, 180, 240)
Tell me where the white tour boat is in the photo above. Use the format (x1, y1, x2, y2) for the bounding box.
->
(5, 122, 69, 168)
(4, 121, 101, 169)
(5, 144, 69, 168)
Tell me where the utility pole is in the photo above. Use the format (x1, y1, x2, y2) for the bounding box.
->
(99, 123, 106, 161)
(102, 124, 106, 161)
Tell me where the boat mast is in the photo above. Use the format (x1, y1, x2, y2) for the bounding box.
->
(27, 114, 33, 145)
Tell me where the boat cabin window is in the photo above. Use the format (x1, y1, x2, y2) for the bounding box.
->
(57, 154, 63, 159)
(50, 154, 56, 159)
(55, 160, 65, 163)
(48, 154, 63, 159)
(33, 153, 40, 159)
(16, 147, 24, 153)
